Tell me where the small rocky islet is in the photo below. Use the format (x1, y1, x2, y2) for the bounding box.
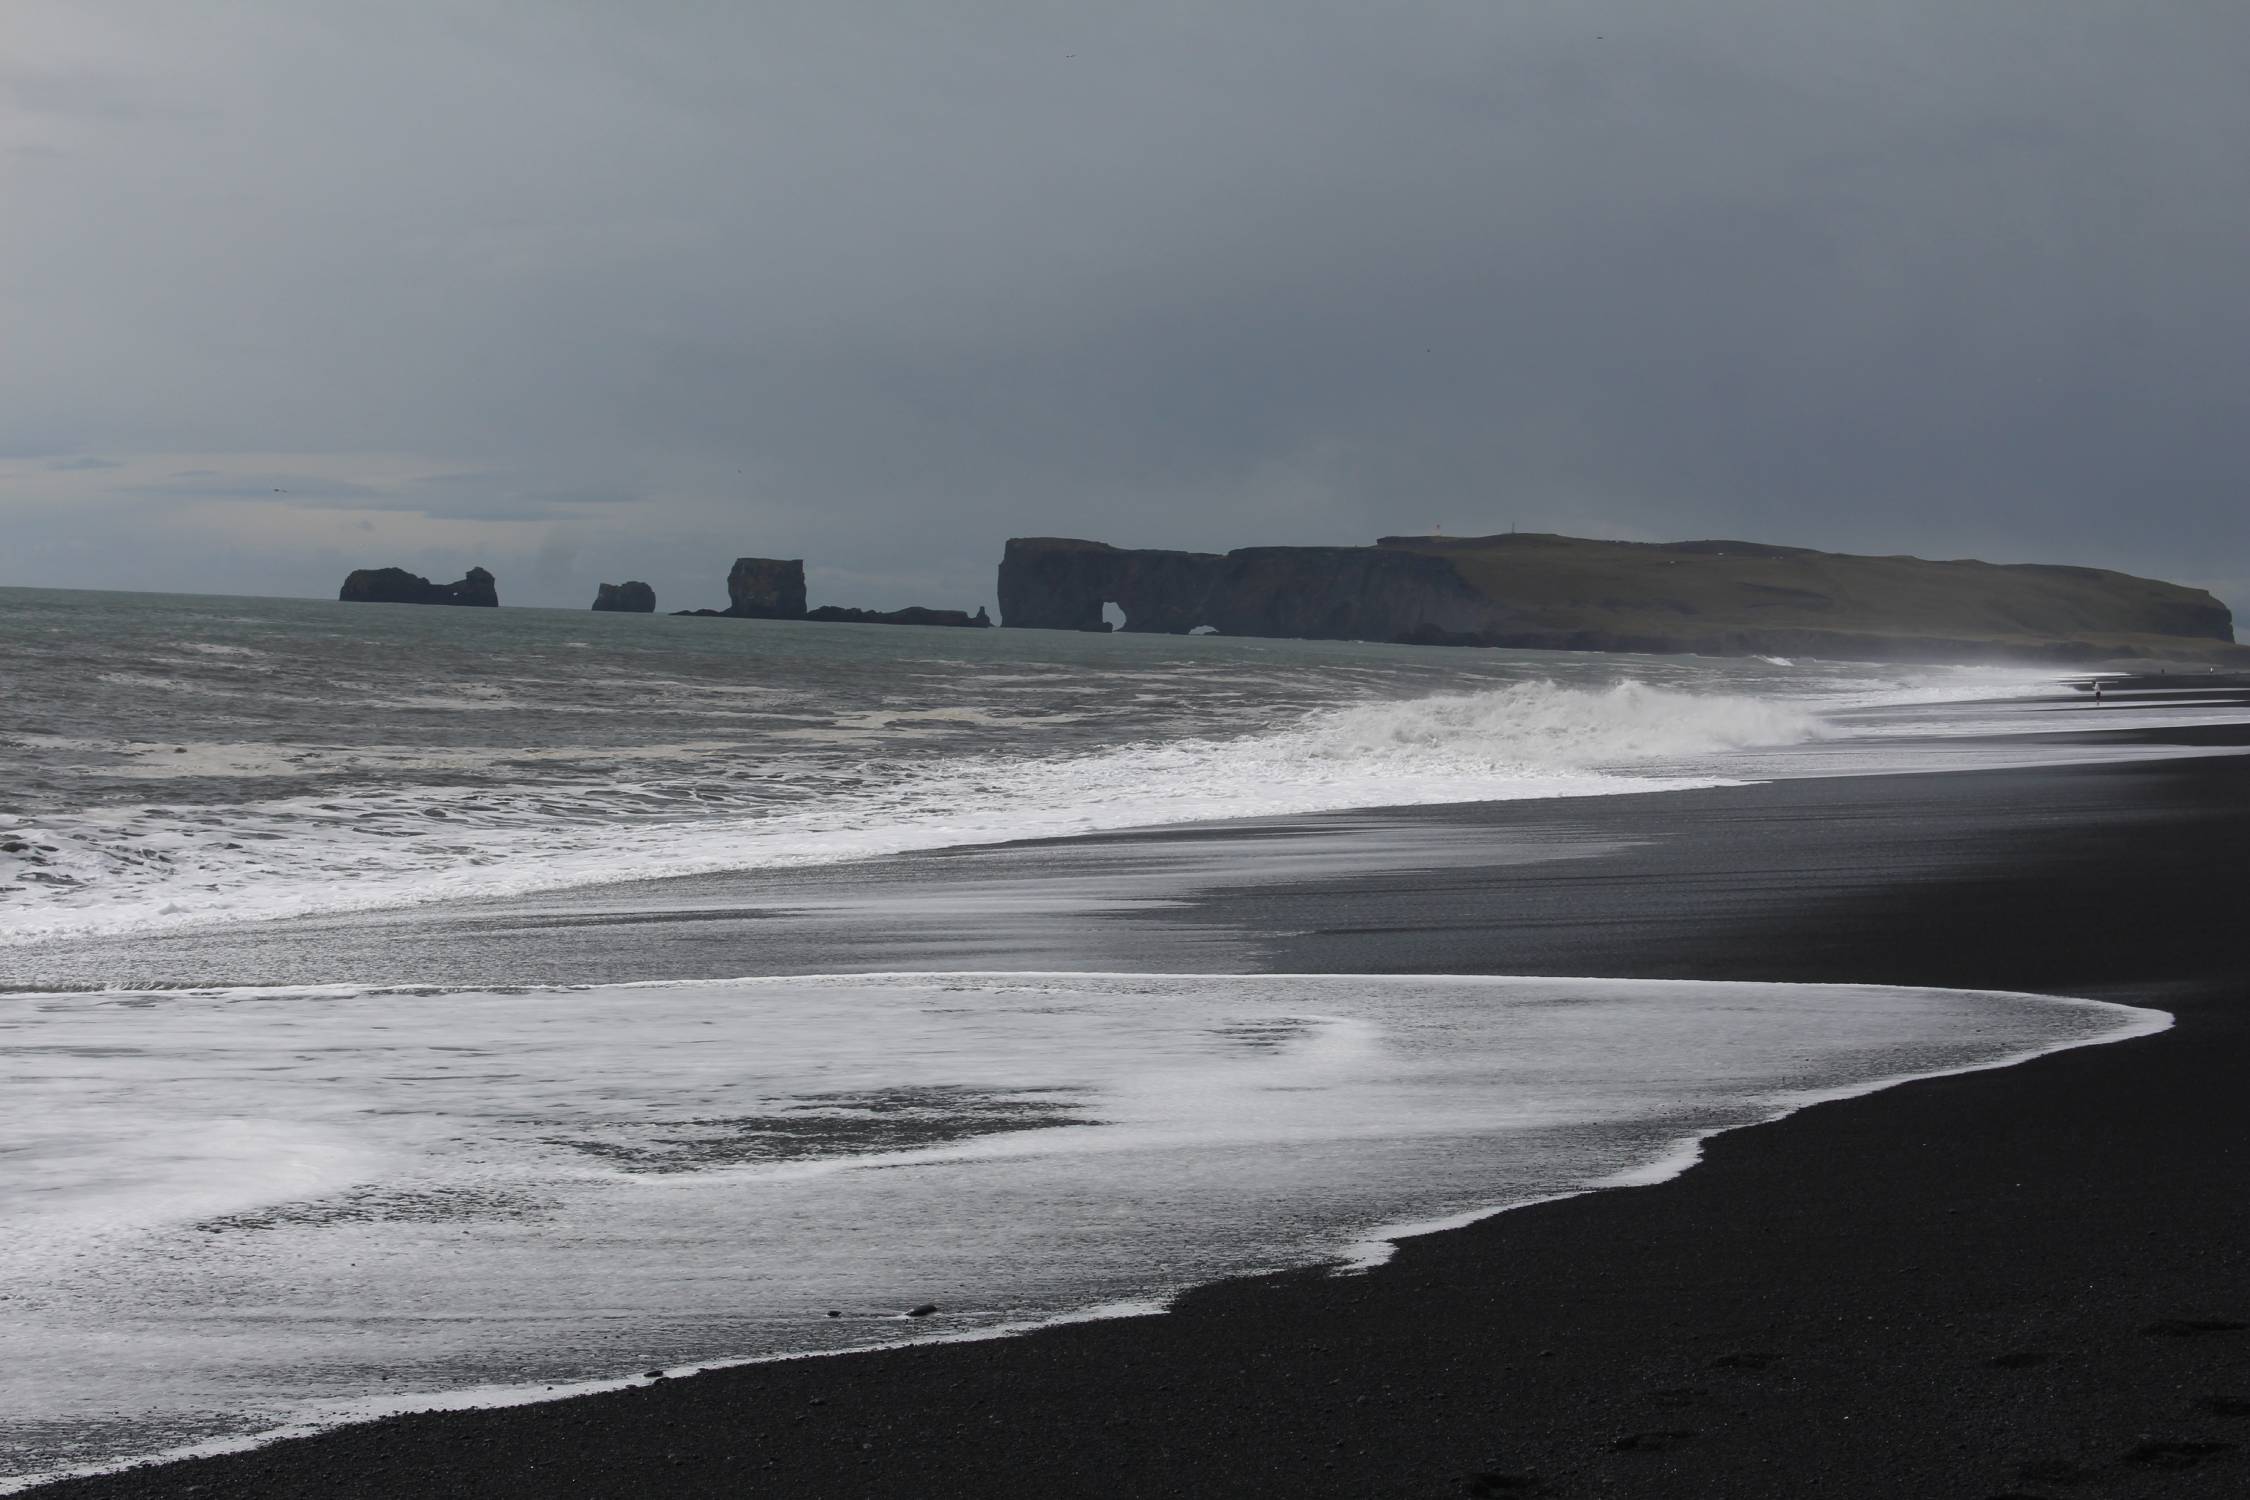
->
(337, 565, 498, 607)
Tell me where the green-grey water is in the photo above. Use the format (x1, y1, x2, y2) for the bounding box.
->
(3, 585, 2008, 952)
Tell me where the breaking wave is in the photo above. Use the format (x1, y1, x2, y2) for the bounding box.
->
(1307, 678, 1823, 764)
(0, 681, 1824, 948)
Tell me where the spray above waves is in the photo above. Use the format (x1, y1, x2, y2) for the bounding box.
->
(1309, 679, 1825, 764)
(0, 679, 1827, 947)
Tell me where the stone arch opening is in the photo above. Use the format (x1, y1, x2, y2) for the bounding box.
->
(1100, 601, 1128, 632)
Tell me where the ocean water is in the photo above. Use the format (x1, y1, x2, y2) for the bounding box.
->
(0, 586, 2216, 1488)
(0, 585, 2127, 951)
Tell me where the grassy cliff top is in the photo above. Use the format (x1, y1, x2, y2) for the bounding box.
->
(1376, 533, 2235, 652)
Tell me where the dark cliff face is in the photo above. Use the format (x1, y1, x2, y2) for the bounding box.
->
(726, 558, 807, 618)
(340, 566, 498, 607)
(995, 540, 1220, 632)
(996, 539, 1498, 639)
(592, 581, 656, 613)
(997, 534, 2239, 663)
(1203, 547, 1487, 639)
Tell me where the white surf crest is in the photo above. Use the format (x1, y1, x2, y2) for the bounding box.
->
(1300, 678, 1827, 767)
(0, 680, 1828, 947)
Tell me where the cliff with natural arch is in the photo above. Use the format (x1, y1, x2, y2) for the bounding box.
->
(997, 533, 2238, 664)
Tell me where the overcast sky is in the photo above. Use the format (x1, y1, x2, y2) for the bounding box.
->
(5, 1, 2247, 615)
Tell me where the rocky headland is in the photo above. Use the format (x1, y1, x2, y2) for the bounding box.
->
(670, 556, 990, 629)
(592, 581, 656, 613)
(997, 533, 2240, 663)
(338, 566, 498, 607)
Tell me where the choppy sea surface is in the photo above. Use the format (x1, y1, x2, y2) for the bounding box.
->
(0, 585, 2187, 951)
(0, 586, 2216, 1488)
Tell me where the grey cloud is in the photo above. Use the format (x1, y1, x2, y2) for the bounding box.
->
(117, 471, 630, 523)
(0, 64, 214, 124)
(4, 0, 2248, 610)
(46, 456, 124, 471)
(392, 478, 645, 522)
(405, 471, 511, 489)
(128, 474, 388, 502)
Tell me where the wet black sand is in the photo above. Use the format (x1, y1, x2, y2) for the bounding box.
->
(31, 741, 2250, 1498)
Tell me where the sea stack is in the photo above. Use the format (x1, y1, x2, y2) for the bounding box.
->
(339, 565, 499, 607)
(592, 581, 656, 613)
(726, 557, 808, 619)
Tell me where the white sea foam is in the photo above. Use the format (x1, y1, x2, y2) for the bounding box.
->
(0, 680, 1825, 946)
(0, 971, 2162, 1491)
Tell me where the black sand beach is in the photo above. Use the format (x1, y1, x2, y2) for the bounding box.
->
(31, 736, 2250, 1499)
